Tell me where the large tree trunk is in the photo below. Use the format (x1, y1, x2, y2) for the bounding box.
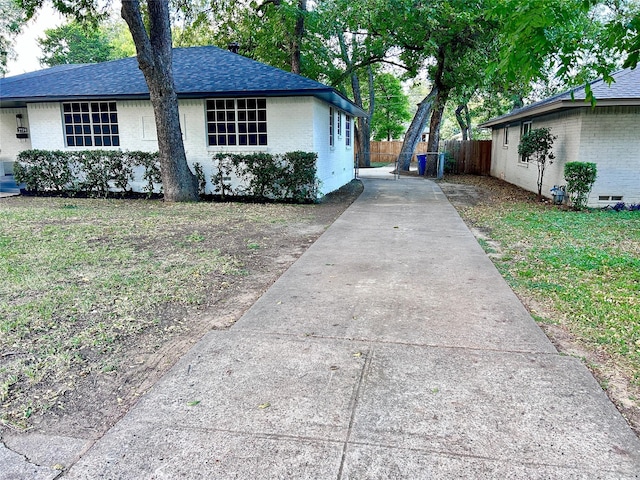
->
(290, 0, 306, 74)
(425, 87, 449, 176)
(398, 87, 437, 171)
(121, 0, 198, 202)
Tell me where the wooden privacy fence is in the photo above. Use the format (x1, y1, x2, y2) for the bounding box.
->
(441, 140, 492, 175)
(364, 140, 492, 175)
(367, 141, 429, 164)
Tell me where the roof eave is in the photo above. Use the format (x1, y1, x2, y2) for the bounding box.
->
(479, 98, 640, 128)
(2, 90, 368, 117)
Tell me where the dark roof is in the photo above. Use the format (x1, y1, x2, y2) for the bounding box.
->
(0, 46, 366, 116)
(480, 67, 640, 128)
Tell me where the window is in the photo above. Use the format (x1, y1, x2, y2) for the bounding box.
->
(345, 115, 352, 147)
(503, 125, 509, 146)
(519, 121, 532, 163)
(337, 111, 342, 137)
(329, 107, 334, 147)
(206, 98, 267, 146)
(63, 102, 119, 147)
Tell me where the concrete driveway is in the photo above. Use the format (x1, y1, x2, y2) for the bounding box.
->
(6, 169, 640, 479)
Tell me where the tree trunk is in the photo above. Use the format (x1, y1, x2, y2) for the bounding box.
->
(455, 103, 470, 141)
(338, 31, 371, 167)
(425, 87, 449, 176)
(290, 0, 306, 74)
(121, 0, 198, 202)
(398, 87, 438, 171)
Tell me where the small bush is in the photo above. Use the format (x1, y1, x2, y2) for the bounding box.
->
(15, 150, 73, 192)
(518, 127, 556, 200)
(211, 151, 318, 203)
(564, 162, 597, 209)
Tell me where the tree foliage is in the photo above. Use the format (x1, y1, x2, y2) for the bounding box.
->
(371, 72, 411, 141)
(38, 20, 134, 66)
(1, 0, 27, 75)
(518, 127, 557, 200)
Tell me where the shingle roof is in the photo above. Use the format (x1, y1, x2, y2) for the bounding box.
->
(480, 67, 640, 128)
(0, 46, 366, 116)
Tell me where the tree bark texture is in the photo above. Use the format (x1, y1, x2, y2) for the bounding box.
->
(290, 0, 306, 74)
(455, 103, 471, 141)
(121, 0, 198, 202)
(425, 87, 449, 176)
(397, 87, 437, 171)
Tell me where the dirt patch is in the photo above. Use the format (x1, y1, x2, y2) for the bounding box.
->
(0, 181, 363, 444)
(438, 175, 640, 437)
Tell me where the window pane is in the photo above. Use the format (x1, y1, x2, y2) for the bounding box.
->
(209, 135, 217, 145)
(208, 124, 217, 133)
(258, 135, 267, 145)
(249, 134, 257, 145)
(257, 99, 266, 109)
(112, 125, 118, 134)
(216, 99, 225, 109)
(66, 125, 73, 134)
(103, 137, 111, 147)
(73, 114, 81, 123)
(63, 104, 71, 112)
(67, 136, 74, 146)
(95, 137, 102, 146)
(226, 99, 234, 109)
(227, 123, 236, 133)
(239, 135, 247, 145)
(112, 136, 120, 146)
(74, 125, 82, 134)
(228, 136, 237, 145)
(83, 125, 91, 134)
(101, 113, 109, 123)
(72, 103, 80, 112)
(100, 102, 108, 111)
(82, 114, 90, 123)
(248, 124, 257, 133)
(76, 137, 84, 146)
(218, 135, 226, 145)
(84, 137, 92, 146)
(247, 99, 256, 109)
(248, 111, 257, 122)
(238, 124, 247, 133)
(258, 123, 266, 133)
(237, 99, 246, 109)
(258, 111, 266, 122)
(238, 111, 246, 121)
(109, 102, 117, 111)
(110, 113, 118, 123)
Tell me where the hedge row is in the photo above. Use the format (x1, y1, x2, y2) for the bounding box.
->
(14, 150, 161, 197)
(13, 149, 319, 202)
(210, 151, 318, 203)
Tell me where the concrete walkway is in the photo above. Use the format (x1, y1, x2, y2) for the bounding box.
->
(9, 170, 640, 478)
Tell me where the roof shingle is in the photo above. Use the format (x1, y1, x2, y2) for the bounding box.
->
(0, 46, 365, 116)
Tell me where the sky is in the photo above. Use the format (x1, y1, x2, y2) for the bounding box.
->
(5, 3, 66, 77)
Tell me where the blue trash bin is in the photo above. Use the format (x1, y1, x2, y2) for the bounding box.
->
(417, 154, 427, 175)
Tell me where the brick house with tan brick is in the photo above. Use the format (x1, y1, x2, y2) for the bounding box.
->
(0, 46, 364, 196)
(480, 68, 640, 207)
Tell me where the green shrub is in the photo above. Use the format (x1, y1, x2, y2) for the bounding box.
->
(13, 149, 158, 197)
(564, 162, 597, 209)
(192, 162, 207, 196)
(211, 151, 318, 202)
(15, 150, 73, 192)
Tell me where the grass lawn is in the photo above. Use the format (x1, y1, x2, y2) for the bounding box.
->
(442, 176, 640, 427)
(0, 191, 360, 429)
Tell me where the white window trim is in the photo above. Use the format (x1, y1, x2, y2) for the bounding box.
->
(329, 107, 334, 148)
(519, 121, 532, 164)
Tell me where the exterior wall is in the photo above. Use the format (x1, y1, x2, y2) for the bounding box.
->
(490, 107, 640, 206)
(578, 106, 640, 205)
(5, 95, 355, 197)
(490, 110, 583, 200)
(311, 98, 355, 195)
(0, 107, 32, 175)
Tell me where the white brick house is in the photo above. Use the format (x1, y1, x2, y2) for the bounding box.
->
(480, 68, 640, 207)
(0, 47, 365, 196)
